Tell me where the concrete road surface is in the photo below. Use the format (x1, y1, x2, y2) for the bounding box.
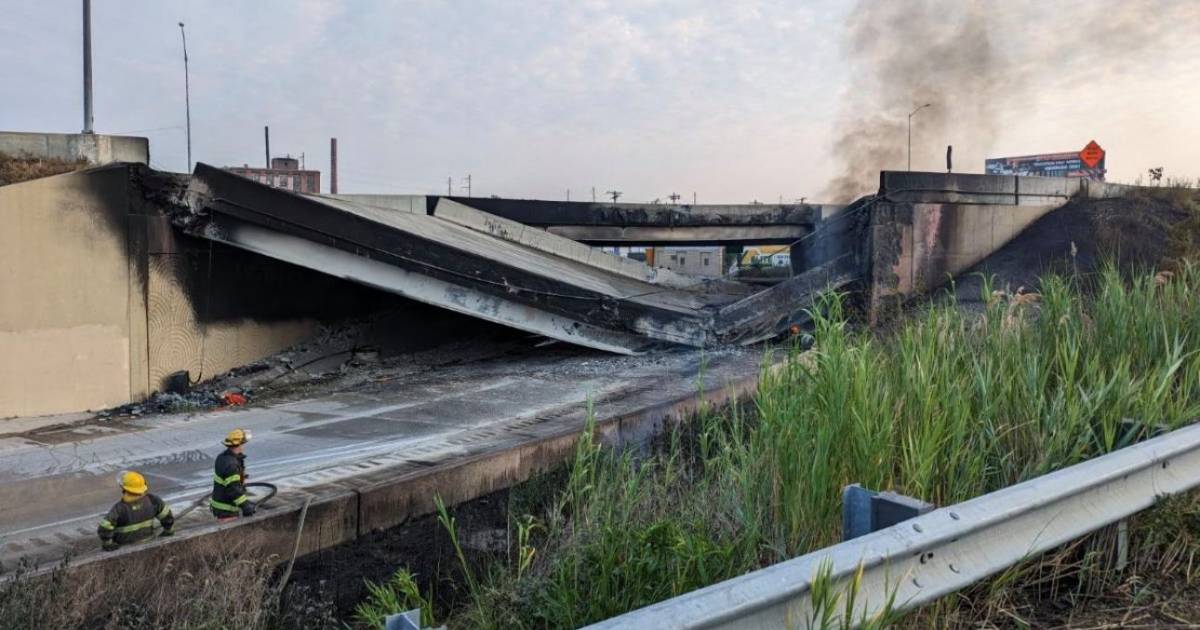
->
(0, 347, 756, 570)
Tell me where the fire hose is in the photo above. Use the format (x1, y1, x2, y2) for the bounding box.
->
(174, 481, 278, 520)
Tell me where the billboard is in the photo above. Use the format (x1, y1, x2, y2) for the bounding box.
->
(985, 140, 1106, 181)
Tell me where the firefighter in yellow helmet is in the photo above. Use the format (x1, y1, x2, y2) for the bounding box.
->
(97, 471, 175, 551)
(211, 428, 256, 520)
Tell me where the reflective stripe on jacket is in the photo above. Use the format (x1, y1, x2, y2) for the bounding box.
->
(97, 494, 175, 546)
(211, 448, 248, 515)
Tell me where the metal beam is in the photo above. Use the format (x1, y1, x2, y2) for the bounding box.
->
(586, 421, 1200, 629)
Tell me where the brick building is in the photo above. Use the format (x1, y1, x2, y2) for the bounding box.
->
(226, 156, 320, 194)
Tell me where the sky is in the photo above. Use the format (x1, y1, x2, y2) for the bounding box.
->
(2, 1, 1199, 202)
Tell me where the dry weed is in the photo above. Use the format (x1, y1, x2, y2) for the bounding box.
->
(0, 152, 88, 186)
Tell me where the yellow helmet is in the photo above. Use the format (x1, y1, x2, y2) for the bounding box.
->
(118, 471, 148, 495)
(223, 428, 252, 447)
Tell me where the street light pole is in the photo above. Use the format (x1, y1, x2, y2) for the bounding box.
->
(178, 22, 192, 172)
(907, 103, 932, 171)
(82, 0, 93, 133)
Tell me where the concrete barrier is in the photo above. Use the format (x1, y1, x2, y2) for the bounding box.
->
(0, 131, 149, 165)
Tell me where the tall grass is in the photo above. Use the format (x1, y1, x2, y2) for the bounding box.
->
(364, 262, 1200, 628)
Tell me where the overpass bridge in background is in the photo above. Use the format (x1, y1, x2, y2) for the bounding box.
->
(337, 194, 836, 246)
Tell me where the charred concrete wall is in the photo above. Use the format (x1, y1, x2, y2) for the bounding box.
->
(0, 166, 141, 417)
(863, 171, 1130, 322)
(866, 201, 1058, 322)
(0, 165, 394, 419)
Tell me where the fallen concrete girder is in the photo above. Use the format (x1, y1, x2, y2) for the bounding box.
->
(182, 165, 854, 352)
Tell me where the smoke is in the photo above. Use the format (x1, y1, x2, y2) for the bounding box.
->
(825, 0, 1200, 202)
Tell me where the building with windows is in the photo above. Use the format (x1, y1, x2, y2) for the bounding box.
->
(649, 246, 724, 278)
(226, 156, 321, 194)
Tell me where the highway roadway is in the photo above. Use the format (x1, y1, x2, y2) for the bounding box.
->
(0, 347, 756, 570)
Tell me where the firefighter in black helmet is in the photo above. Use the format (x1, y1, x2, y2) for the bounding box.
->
(211, 428, 256, 520)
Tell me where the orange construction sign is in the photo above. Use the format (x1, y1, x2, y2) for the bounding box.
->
(1079, 140, 1105, 169)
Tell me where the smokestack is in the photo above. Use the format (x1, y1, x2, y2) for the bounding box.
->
(264, 126, 270, 168)
(946, 145, 953, 173)
(330, 137, 338, 195)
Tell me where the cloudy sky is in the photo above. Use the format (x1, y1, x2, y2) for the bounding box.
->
(3, 1, 1199, 202)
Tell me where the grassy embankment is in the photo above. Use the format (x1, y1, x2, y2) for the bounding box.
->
(358, 260, 1200, 629)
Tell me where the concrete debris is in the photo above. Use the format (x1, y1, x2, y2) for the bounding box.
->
(99, 390, 225, 418)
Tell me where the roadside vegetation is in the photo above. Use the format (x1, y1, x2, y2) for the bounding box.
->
(0, 151, 88, 186)
(357, 260, 1200, 628)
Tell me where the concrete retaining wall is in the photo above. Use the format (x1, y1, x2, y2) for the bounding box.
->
(0, 131, 149, 165)
(0, 166, 140, 417)
(0, 166, 378, 418)
(865, 171, 1134, 322)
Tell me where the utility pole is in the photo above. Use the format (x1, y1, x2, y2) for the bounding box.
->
(264, 126, 270, 168)
(447, 176, 452, 196)
(82, 0, 93, 133)
(907, 103, 932, 171)
(606, 190, 621, 203)
(461, 173, 472, 197)
(178, 22, 192, 171)
(566, 189, 570, 201)
(693, 192, 697, 205)
(591, 187, 596, 202)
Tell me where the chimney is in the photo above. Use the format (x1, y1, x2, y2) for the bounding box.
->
(330, 137, 338, 195)
(264, 126, 270, 168)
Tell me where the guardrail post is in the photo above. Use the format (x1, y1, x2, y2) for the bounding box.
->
(1116, 519, 1129, 572)
(843, 484, 935, 541)
(385, 608, 439, 630)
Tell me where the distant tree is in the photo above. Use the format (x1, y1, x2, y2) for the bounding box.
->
(1149, 167, 1165, 185)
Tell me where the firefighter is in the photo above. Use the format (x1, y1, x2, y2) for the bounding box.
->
(211, 428, 256, 520)
(97, 471, 175, 551)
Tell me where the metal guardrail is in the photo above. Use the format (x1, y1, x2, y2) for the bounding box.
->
(586, 421, 1200, 629)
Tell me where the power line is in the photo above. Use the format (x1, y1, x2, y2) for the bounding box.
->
(109, 125, 185, 135)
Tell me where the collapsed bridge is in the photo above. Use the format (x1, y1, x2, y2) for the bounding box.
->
(0, 160, 1130, 420)
(181, 164, 858, 354)
(0, 155, 1145, 588)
